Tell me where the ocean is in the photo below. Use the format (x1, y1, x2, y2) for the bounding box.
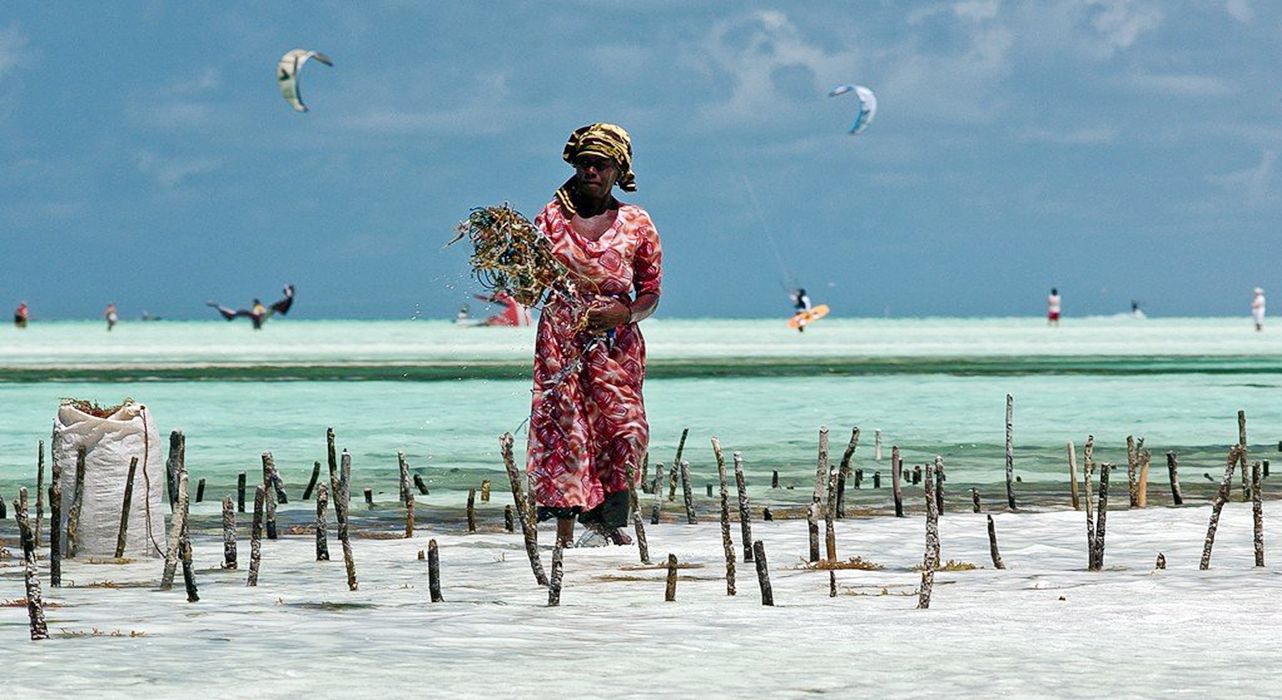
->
(0, 316, 1278, 510)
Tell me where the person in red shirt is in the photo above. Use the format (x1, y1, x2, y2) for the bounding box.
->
(14, 301, 29, 328)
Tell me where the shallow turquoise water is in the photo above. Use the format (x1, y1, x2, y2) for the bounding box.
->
(0, 318, 1278, 506)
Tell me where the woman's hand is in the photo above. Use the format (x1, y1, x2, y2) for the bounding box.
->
(585, 296, 630, 332)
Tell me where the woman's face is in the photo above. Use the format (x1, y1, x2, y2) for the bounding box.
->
(573, 154, 619, 200)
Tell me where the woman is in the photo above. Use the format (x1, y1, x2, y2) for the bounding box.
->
(526, 123, 662, 547)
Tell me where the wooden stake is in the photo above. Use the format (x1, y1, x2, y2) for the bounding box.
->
(194, 477, 206, 504)
(836, 427, 861, 519)
(1089, 463, 1111, 571)
(918, 463, 939, 610)
(1166, 451, 1184, 505)
(934, 461, 944, 516)
(680, 459, 697, 524)
(303, 461, 321, 500)
(222, 495, 237, 569)
(1252, 460, 1264, 567)
(161, 468, 189, 590)
(824, 450, 839, 562)
(664, 553, 678, 602)
(34, 438, 44, 548)
(771, 470, 779, 489)
(480, 479, 491, 502)
(337, 450, 358, 591)
(114, 456, 138, 558)
(428, 539, 444, 603)
(547, 546, 564, 607)
(1005, 393, 1016, 511)
(627, 462, 650, 565)
(237, 472, 246, 513)
(247, 485, 264, 586)
(262, 453, 279, 540)
(705, 483, 713, 497)
(829, 570, 837, 598)
(733, 451, 754, 562)
(181, 529, 199, 603)
(1067, 441, 1080, 510)
(505, 505, 515, 532)
(1126, 435, 1139, 507)
(874, 428, 882, 461)
(650, 461, 666, 524)
(807, 499, 821, 564)
(753, 540, 773, 606)
(873, 472, 881, 489)
(466, 489, 477, 532)
(166, 430, 182, 509)
(1083, 435, 1095, 567)
(971, 488, 981, 513)
(66, 446, 86, 558)
(892, 446, 904, 517)
(398, 452, 414, 539)
(500, 432, 547, 586)
(668, 427, 689, 502)
(712, 438, 736, 595)
(48, 477, 61, 588)
(986, 514, 1005, 569)
(414, 473, 430, 496)
(1200, 446, 1241, 570)
(364, 488, 374, 510)
(1239, 409, 1249, 500)
(315, 482, 330, 561)
(1136, 449, 1151, 508)
(809, 426, 829, 561)
(14, 490, 49, 640)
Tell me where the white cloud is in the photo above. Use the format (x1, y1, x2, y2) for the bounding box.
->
(1207, 149, 1277, 205)
(953, 0, 1002, 21)
(1014, 126, 1119, 144)
(135, 151, 221, 188)
(1085, 0, 1163, 51)
(1224, 0, 1253, 23)
(0, 23, 27, 78)
(1126, 71, 1236, 96)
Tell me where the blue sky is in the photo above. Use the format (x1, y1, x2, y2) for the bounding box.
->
(1, 1, 1279, 319)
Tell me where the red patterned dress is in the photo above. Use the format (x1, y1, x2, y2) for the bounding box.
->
(526, 198, 662, 520)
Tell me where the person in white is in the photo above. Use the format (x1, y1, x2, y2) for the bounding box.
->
(1047, 288, 1061, 327)
(1252, 287, 1265, 331)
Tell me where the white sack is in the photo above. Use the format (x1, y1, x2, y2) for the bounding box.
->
(54, 401, 166, 558)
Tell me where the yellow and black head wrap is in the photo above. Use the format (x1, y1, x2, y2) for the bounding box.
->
(556, 122, 636, 215)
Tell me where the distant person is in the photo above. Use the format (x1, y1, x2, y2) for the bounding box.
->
(1047, 288, 1061, 326)
(207, 284, 295, 330)
(478, 291, 532, 327)
(456, 304, 471, 323)
(13, 301, 29, 328)
(790, 287, 813, 333)
(1130, 300, 1146, 320)
(105, 303, 119, 331)
(1252, 287, 1266, 331)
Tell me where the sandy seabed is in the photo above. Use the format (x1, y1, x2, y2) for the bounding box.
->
(2, 501, 1280, 698)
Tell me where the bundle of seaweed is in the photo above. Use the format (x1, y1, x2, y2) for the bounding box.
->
(63, 398, 132, 418)
(449, 204, 577, 309)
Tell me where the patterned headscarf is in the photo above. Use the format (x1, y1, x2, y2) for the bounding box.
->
(556, 122, 636, 215)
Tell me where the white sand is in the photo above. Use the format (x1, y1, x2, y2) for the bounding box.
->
(3, 501, 1279, 698)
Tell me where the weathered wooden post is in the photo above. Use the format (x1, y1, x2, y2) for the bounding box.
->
(1166, 452, 1184, 505)
(892, 446, 904, 517)
(874, 429, 882, 461)
(66, 446, 87, 558)
(303, 460, 322, 500)
(48, 467, 61, 587)
(668, 428, 689, 502)
(114, 456, 138, 558)
(166, 431, 182, 509)
(680, 460, 697, 524)
(912, 465, 921, 485)
(14, 490, 49, 640)
(1067, 441, 1080, 510)
(504, 505, 515, 532)
(364, 488, 374, 510)
(986, 514, 1006, 569)
(221, 495, 237, 569)
(414, 473, 430, 496)
(1089, 463, 1111, 571)
(1239, 410, 1249, 500)
(161, 469, 190, 590)
(314, 482, 330, 561)
(337, 450, 359, 591)
(733, 451, 754, 562)
(1200, 446, 1241, 570)
(753, 540, 773, 606)
(809, 427, 829, 561)
(626, 462, 650, 565)
(650, 461, 666, 524)
(1005, 393, 1016, 511)
(971, 488, 981, 513)
(872, 471, 881, 489)
(664, 553, 679, 602)
(1126, 435, 1140, 507)
(466, 488, 477, 532)
(918, 463, 939, 610)
(398, 452, 414, 538)
(934, 460, 944, 516)
(237, 472, 246, 513)
(771, 470, 779, 489)
(428, 539, 444, 603)
(705, 483, 713, 497)
(1252, 460, 1264, 567)
(836, 427, 860, 519)
(181, 527, 199, 603)
(711, 438, 736, 595)
(547, 546, 565, 607)
(500, 432, 547, 586)
(195, 478, 206, 504)
(34, 438, 44, 548)
(1136, 448, 1151, 508)
(262, 453, 279, 540)
(1083, 435, 1095, 567)
(247, 485, 264, 586)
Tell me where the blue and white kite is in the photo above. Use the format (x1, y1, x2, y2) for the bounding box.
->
(827, 84, 877, 135)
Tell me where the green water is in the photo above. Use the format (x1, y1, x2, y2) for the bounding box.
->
(1, 318, 1278, 508)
